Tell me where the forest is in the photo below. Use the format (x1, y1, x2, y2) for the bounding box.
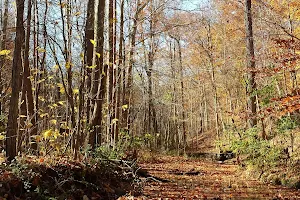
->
(0, 0, 300, 199)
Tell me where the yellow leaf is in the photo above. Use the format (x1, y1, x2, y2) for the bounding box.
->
(58, 101, 65, 105)
(59, 87, 65, 94)
(53, 65, 59, 71)
(90, 39, 96, 46)
(65, 62, 72, 69)
(86, 65, 97, 69)
(26, 122, 33, 128)
(74, 11, 81, 16)
(43, 129, 53, 139)
(96, 53, 101, 58)
(48, 105, 54, 109)
(28, 76, 34, 81)
(38, 48, 46, 53)
(73, 88, 79, 94)
(50, 119, 57, 125)
(40, 113, 49, 118)
(112, 118, 119, 124)
(53, 130, 60, 139)
(0, 135, 5, 140)
(122, 105, 128, 111)
(38, 96, 45, 102)
(19, 115, 27, 118)
(0, 49, 11, 56)
(37, 78, 45, 84)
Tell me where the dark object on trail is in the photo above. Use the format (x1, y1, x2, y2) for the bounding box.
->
(215, 151, 235, 162)
(187, 151, 235, 162)
(169, 168, 202, 176)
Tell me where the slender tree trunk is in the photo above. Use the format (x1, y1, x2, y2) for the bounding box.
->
(19, 0, 37, 152)
(90, 0, 106, 148)
(147, 0, 158, 147)
(170, 41, 178, 150)
(176, 38, 187, 154)
(170, 36, 187, 153)
(114, 0, 125, 145)
(0, 0, 8, 122)
(245, 0, 257, 128)
(107, 0, 114, 146)
(6, 0, 25, 161)
(85, 0, 95, 124)
(124, 0, 145, 132)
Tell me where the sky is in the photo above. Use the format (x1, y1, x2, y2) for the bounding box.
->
(181, 0, 211, 11)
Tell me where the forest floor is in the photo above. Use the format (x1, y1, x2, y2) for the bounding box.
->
(132, 155, 300, 199)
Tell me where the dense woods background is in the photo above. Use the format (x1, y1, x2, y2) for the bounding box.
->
(1, 0, 300, 197)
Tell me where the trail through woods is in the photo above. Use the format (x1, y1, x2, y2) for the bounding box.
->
(134, 155, 300, 199)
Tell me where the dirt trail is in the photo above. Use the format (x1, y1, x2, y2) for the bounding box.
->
(138, 156, 300, 199)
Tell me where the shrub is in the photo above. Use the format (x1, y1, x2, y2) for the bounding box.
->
(229, 128, 284, 170)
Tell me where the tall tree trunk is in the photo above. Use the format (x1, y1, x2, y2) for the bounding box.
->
(169, 41, 178, 151)
(245, 0, 257, 128)
(0, 0, 8, 122)
(147, 0, 158, 147)
(90, 0, 106, 148)
(6, 0, 25, 161)
(176, 38, 187, 154)
(114, 0, 125, 145)
(107, 0, 114, 146)
(123, 0, 149, 132)
(84, 0, 94, 124)
(19, 0, 37, 152)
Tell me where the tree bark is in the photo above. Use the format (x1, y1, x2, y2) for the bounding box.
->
(107, 0, 114, 145)
(6, 0, 25, 161)
(19, 0, 37, 152)
(84, 0, 95, 124)
(245, 0, 257, 128)
(114, 0, 125, 145)
(89, 0, 106, 148)
(0, 0, 8, 121)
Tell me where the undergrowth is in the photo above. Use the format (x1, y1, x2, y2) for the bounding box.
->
(0, 154, 139, 200)
(219, 116, 300, 189)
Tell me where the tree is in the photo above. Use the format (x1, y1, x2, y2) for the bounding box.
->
(89, 0, 106, 148)
(6, 0, 25, 161)
(19, 0, 37, 152)
(0, 0, 9, 122)
(245, 0, 257, 128)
